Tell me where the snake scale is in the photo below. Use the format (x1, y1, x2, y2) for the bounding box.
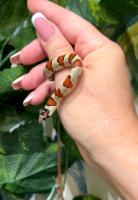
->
(39, 53, 83, 122)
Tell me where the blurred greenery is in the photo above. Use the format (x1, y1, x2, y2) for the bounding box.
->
(0, 0, 137, 199)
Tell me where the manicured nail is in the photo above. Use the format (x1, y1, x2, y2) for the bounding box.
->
(31, 12, 55, 41)
(10, 51, 21, 64)
(11, 64, 18, 68)
(12, 76, 24, 90)
(23, 93, 35, 106)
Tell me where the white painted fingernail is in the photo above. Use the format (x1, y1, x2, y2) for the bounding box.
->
(31, 12, 47, 26)
(12, 76, 24, 84)
(12, 76, 24, 90)
(23, 93, 35, 106)
(31, 12, 55, 41)
(11, 64, 18, 68)
(10, 51, 21, 64)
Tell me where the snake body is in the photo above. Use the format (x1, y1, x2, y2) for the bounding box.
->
(39, 53, 83, 122)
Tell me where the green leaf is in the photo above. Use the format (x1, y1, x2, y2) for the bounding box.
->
(50, 0, 67, 6)
(0, 0, 35, 49)
(0, 66, 27, 99)
(0, 102, 60, 194)
(0, 144, 57, 185)
(0, 189, 25, 200)
(2, 151, 58, 194)
(0, 39, 16, 70)
(0, 0, 27, 37)
(0, 39, 8, 62)
(0, 100, 45, 155)
(6, 172, 55, 193)
(9, 19, 36, 49)
(0, 95, 60, 195)
(0, 123, 43, 155)
(66, 0, 119, 39)
(100, 0, 138, 22)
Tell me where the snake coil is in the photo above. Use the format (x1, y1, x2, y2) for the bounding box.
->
(39, 53, 83, 122)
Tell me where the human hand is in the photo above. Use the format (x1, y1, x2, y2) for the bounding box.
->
(11, 0, 137, 153)
(11, 1, 138, 198)
(13, 0, 135, 148)
(13, 0, 138, 150)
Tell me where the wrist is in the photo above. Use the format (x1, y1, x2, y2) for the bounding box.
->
(90, 114, 138, 199)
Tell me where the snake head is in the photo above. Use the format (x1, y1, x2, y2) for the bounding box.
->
(38, 108, 50, 123)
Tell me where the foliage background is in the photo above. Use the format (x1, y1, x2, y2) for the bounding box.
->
(0, 0, 137, 199)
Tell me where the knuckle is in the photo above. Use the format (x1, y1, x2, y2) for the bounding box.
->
(110, 41, 125, 60)
(48, 42, 72, 58)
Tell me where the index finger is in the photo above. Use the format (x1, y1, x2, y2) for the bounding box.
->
(27, 0, 107, 47)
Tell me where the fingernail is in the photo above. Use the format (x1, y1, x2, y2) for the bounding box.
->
(23, 93, 35, 106)
(31, 12, 55, 41)
(12, 76, 24, 90)
(10, 51, 21, 64)
(11, 64, 18, 68)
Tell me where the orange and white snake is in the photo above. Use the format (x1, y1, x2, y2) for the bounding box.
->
(39, 53, 83, 122)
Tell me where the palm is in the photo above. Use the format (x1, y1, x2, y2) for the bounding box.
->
(58, 43, 133, 151)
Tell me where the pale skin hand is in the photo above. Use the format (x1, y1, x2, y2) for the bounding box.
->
(11, 0, 138, 199)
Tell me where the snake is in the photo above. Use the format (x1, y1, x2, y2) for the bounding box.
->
(39, 53, 83, 123)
